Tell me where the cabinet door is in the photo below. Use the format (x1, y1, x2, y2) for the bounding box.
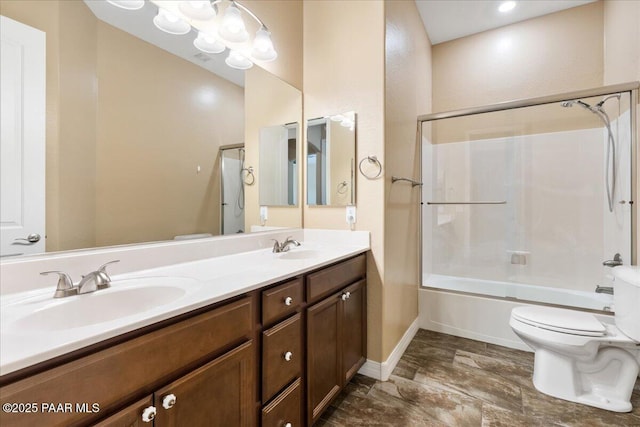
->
(342, 279, 366, 383)
(153, 341, 254, 427)
(306, 294, 341, 425)
(93, 396, 154, 427)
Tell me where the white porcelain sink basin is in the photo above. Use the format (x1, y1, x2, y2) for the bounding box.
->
(10, 277, 201, 332)
(277, 249, 321, 260)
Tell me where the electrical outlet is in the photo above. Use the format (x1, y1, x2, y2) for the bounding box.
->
(346, 205, 356, 224)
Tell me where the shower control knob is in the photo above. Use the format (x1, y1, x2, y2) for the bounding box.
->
(162, 393, 177, 409)
(141, 406, 157, 422)
(284, 351, 293, 362)
(284, 296, 293, 306)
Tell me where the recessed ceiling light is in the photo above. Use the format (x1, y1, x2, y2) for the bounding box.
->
(498, 1, 516, 13)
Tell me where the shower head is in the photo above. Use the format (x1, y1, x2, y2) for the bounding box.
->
(596, 93, 622, 108)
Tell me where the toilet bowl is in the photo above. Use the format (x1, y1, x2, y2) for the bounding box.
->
(510, 266, 640, 412)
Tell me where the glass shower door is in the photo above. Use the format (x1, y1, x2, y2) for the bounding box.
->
(220, 146, 245, 235)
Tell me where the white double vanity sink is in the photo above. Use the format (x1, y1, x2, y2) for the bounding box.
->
(0, 229, 369, 376)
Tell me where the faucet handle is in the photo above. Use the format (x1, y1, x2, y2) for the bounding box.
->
(41, 271, 77, 298)
(96, 260, 120, 289)
(272, 239, 282, 253)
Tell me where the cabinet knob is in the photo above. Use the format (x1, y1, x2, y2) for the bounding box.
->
(283, 351, 293, 362)
(284, 296, 293, 306)
(284, 423, 293, 427)
(162, 393, 177, 409)
(341, 292, 351, 301)
(141, 406, 157, 422)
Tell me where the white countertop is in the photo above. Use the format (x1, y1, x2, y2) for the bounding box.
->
(0, 230, 369, 376)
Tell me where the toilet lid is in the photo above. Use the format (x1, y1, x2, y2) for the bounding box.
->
(512, 306, 607, 337)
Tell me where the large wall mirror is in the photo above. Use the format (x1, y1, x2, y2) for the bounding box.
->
(259, 123, 299, 207)
(0, 0, 302, 257)
(306, 112, 356, 206)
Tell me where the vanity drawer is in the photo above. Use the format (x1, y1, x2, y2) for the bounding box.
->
(306, 254, 366, 304)
(262, 313, 302, 402)
(262, 277, 303, 326)
(262, 378, 302, 427)
(0, 296, 253, 427)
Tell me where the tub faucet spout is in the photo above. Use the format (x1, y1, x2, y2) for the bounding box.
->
(595, 285, 614, 295)
(603, 253, 623, 267)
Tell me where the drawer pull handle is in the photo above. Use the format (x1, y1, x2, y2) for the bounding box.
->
(284, 423, 293, 427)
(284, 351, 293, 362)
(162, 393, 177, 409)
(341, 291, 351, 301)
(284, 296, 293, 306)
(141, 406, 157, 422)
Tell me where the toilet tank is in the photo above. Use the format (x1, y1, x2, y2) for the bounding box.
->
(613, 266, 640, 342)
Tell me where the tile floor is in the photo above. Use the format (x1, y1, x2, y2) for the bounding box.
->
(318, 329, 640, 426)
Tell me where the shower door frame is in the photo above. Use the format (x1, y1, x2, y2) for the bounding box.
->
(417, 81, 639, 286)
(219, 143, 245, 235)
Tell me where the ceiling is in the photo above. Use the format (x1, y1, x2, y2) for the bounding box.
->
(416, 0, 597, 45)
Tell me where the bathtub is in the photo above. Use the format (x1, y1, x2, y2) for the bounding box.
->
(418, 274, 615, 351)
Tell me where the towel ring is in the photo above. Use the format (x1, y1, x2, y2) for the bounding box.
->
(358, 156, 382, 179)
(337, 181, 348, 194)
(242, 166, 255, 186)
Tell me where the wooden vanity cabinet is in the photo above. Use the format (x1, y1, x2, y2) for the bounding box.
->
(0, 253, 367, 427)
(306, 255, 367, 425)
(0, 296, 255, 427)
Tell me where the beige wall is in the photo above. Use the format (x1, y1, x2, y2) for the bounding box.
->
(303, 0, 386, 361)
(603, 0, 640, 261)
(245, 66, 302, 231)
(432, 1, 604, 112)
(95, 22, 244, 247)
(57, 0, 97, 251)
(243, 0, 303, 90)
(383, 0, 432, 359)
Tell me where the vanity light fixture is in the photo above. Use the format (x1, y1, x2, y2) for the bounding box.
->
(219, 3, 249, 43)
(153, 8, 191, 35)
(179, 1, 217, 20)
(194, 30, 226, 54)
(498, 1, 516, 13)
(106, 0, 145, 10)
(225, 49, 253, 70)
(108, 0, 279, 70)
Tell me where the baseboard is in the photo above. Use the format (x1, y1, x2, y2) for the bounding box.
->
(358, 317, 419, 381)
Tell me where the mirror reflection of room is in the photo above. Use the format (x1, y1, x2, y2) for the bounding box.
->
(307, 112, 356, 207)
(0, 0, 302, 255)
(259, 123, 299, 207)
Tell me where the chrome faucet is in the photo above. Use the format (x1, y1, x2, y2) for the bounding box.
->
(272, 237, 301, 253)
(41, 260, 120, 298)
(41, 271, 77, 298)
(603, 253, 623, 267)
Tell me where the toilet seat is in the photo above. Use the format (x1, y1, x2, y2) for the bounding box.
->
(511, 306, 606, 337)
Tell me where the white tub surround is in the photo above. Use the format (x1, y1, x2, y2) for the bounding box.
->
(0, 229, 370, 375)
(419, 287, 615, 352)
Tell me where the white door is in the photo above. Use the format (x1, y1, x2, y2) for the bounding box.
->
(0, 16, 46, 257)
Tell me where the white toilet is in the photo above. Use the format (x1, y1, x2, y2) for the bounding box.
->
(509, 266, 640, 412)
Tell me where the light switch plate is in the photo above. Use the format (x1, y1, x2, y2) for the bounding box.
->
(260, 206, 268, 221)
